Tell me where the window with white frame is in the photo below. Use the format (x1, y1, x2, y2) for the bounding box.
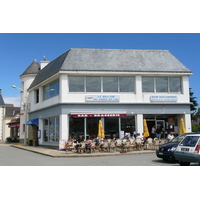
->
(68, 76, 135, 93)
(43, 116, 59, 142)
(43, 79, 59, 100)
(142, 76, 182, 93)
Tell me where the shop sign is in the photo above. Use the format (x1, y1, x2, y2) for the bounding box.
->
(85, 95, 120, 102)
(71, 113, 127, 118)
(150, 96, 177, 102)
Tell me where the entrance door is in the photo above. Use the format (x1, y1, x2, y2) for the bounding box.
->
(156, 120, 165, 130)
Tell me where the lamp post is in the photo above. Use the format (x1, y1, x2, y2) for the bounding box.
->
(12, 85, 28, 145)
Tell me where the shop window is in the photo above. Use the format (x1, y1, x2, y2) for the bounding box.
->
(43, 79, 59, 100)
(43, 116, 59, 142)
(69, 117, 84, 138)
(121, 117, 135, 136)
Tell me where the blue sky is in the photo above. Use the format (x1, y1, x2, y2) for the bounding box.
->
(1, 33, 200, 107)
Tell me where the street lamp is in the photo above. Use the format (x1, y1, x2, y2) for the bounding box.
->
(11, 85, 24, 91)
(11, 85, 27, 145)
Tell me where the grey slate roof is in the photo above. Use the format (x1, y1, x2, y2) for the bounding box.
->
(20, 59, 40, 77)
(29, 48, 192, 90)
(5, 106, 20, 116)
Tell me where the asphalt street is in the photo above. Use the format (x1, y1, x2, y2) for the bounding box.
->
(0, 145, 199, 166)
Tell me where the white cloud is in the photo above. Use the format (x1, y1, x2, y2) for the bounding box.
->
(3, 95, 21, 107)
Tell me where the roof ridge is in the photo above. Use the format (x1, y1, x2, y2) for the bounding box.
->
(70, 48, 169, 52)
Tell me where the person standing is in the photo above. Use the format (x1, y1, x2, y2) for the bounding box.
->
(151, 125, 156, 139)
(156, 125, 162, 139)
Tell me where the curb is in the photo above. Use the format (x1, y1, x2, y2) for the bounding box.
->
(11, 144, 155, 158)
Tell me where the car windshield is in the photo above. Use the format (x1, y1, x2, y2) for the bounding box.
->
(179, 136, 200, 147)
(171, 134, 187, 143)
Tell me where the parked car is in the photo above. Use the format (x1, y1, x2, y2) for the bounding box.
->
(174, 133, 200, 166)
(156, 132, 198, 161)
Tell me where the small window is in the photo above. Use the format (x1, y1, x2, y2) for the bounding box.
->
(35, 89, 39, 103)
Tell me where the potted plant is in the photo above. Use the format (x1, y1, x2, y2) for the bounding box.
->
(28, 140, 33, 146)
(35, 140, 39, 146)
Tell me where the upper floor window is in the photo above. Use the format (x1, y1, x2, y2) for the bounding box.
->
(68, 76, 135, 93)
(142, 76, 182, 93)
(69, 76, 84, 92)
(103, 76, 118, 92)
(35, 89, 39, 103)
(43, 79, 59, 100)
(86, 77, 101, 92)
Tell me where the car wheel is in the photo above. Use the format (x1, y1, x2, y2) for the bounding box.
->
(179, 161, 190, 166)
(162, 158, 168, 161)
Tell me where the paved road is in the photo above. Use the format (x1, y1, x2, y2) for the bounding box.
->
(0, 145, 199, 166)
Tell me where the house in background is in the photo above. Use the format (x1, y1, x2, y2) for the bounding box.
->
(5, 106, 20, 140)
(17, 48, 192, 146)
(0, 89, 5, 141)
(0, 89, 20, 142)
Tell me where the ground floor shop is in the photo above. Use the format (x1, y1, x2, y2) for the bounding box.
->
(27, 103, 192, 146)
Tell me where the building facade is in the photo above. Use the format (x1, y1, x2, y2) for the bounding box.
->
(21, 48, 192, 146)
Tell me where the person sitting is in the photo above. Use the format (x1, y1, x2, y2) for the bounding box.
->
(74, 135, 84, 153)
(123, 133, 129, 139)
(166, 132, 174, 143)
(112, 134, 117, 140)
(85, 136, 92, 153)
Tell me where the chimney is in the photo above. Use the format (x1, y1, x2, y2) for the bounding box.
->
(40, 56, 50, 70)
(0, 89, 2, 94)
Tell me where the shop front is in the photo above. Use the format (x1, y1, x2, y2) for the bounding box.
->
(144, 114, 180, 139)
(69, 113, 135, 140)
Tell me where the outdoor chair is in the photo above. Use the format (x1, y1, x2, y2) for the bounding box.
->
(159, 139, 166, 145)
(144, 137, 153, 150)
(78, 141, 87, 153)
(115, 139, 123, 151)
(90, 141, 96, 152)
(153, 138, 160, 150)
(65, 140, 75, 152)
(129, 140, 137, 151)
(100, 140, 109, 152)
(109, 139, 116, 152)
(135, 138, 143, 151)
(124, 140, 131, 152)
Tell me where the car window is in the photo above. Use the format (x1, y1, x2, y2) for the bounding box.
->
(179, 136, 200, 147)
(172, 134, 186, 142)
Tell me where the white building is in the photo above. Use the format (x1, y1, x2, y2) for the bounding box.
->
(20, 48, 192, 146)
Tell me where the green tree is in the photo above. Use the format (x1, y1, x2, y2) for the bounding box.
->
(190, 88, 198, 114)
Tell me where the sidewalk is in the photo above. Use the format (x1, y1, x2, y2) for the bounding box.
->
(4, 143, 155, 158)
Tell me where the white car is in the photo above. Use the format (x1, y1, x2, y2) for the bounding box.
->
(174, 134, 200, 166)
